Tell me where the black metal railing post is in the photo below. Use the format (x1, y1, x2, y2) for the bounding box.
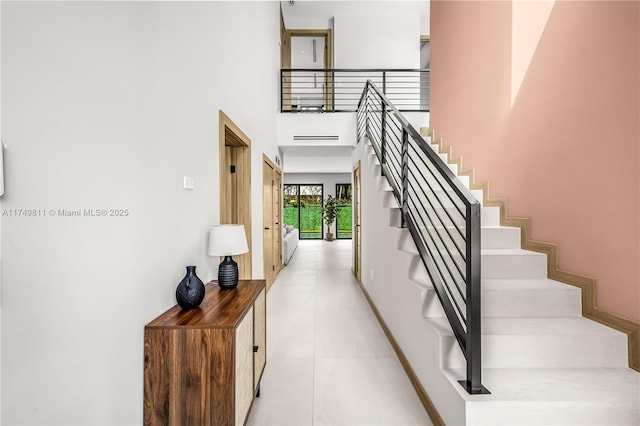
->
(401, 129, 409, 228)
(365, 86, 371, 138)
(382, 70, 387, 95)
(381, 101, 387, 173)
(331, 69, 336, 112)
(280, 69, 284, 113)
(459, 201, 486, 394)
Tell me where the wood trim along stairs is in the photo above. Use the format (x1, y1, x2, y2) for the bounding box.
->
(420, 127, 640, 373)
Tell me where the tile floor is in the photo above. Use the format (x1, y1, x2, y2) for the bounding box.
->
(247, 240, 433, 426)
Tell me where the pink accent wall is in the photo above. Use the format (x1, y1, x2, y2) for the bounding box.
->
(431, 1, 640, 322)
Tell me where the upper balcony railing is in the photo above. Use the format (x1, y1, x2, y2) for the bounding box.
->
(280, 68, 429, 113)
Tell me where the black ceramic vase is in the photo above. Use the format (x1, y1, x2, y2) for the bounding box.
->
(176, 265, 205, 310)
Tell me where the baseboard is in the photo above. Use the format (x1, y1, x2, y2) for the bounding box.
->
(355, 278, 445, 426)
(422, 127, 640, 372)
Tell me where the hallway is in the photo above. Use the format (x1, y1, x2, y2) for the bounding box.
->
(247, 240, 433, 426)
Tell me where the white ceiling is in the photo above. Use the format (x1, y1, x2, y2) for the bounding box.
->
(281, 1, 430, 29)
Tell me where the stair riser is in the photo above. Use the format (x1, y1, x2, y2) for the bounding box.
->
(442, 334, 628, 369)
(390, 206, 500, 229)
(409, 180, 484, 204)
(482, 227, 520, 249)
(482, 207, 501, 226)
(421, 251, 547, 280)
(382, 191, 400, 208)
(482, 253, 547, 279)
(421, 289, 446, 317)
(415, 226, 520, 250)
(482, 288, 582, 318)
(409, 206, 499, 227)
(419, 287, 582, 318)
(466, 401, 640, 426)
(376, 176, 394, 192)
(373, 176, 479, 206)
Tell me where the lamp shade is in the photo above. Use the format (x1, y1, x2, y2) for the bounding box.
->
(208, 224, 249, 257)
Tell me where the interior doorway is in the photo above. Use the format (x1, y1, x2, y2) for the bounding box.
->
(263, 155, 282, 291)
(420, 35, 430, 111)
(353, 162, 361, 281)
(281, 28, 333, 111)
(219, 110, 252, 279)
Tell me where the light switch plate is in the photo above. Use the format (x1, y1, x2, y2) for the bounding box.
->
(183, 176, 194, 190)
(0, 144, 4, 197)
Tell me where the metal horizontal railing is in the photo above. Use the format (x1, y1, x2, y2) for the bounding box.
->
(281, 68, 429, 113)
(357, 80, 489, 395)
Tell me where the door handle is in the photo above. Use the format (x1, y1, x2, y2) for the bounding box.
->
(264, 227, 270, 230)
(253, 345, 259, 353)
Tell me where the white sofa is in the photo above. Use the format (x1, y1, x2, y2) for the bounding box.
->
(282, 225, 299, 265)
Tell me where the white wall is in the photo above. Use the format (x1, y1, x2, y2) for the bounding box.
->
(283, 172, 352, 236)
(282, 148, 353, 174)
(291, 36, 326, 68)
(277, 113, 357, 148)
(277, 113, 356, 174)
(334, 15, 420, 68)
(283, 155, 352, 173)
(352, 138, 466, 425)
(1, 2, 279, 424)
(421, 3, 430, 35)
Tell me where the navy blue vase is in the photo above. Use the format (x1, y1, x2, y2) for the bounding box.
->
(176, 265, 205, 310)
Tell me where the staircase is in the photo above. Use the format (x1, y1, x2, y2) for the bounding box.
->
(358, 132, 640, 425)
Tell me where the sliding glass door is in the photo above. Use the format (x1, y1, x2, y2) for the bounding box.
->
(336, 183, 352, 239)
(283, 184, 324, 239)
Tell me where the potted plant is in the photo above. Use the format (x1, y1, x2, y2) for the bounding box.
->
(322, 195, 338, 241)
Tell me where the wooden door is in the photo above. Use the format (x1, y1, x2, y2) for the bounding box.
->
(263, 160, 275, 288)
(263, 155, 283, 290)
(353, 162, 362, 282)
(273, 170, 283, 273)
(219, 110, 252, 279)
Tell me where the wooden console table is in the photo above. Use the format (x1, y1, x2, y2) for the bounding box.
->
(144, 280, 266, 426)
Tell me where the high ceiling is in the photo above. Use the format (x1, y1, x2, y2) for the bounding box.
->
(279, 0, 430, 174)
(281, 0, 429, 30)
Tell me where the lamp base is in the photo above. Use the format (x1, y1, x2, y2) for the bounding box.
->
(218, 255, 239, 289)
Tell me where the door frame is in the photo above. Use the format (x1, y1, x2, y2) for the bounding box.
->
(282, 28, 333, 111)
(353, 161, 361, 282)
(283, 183, 324, 240)
(262, 154, 282, 291)
(335, 183, 353, 240)
(219, 110, 252, 279)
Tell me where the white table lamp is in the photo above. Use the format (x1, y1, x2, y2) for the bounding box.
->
(208, 224, 249, 289)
